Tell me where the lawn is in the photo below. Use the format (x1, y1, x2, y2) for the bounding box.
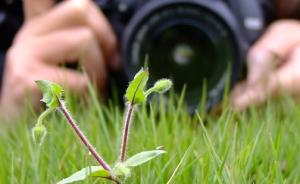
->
(1, 91, 300, 183)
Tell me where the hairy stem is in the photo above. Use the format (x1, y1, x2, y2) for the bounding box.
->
(37, 108, 54, 126)
(119, 103, 135, 162)
(144, 87, 155, 97)
(58, 99, 112, 172)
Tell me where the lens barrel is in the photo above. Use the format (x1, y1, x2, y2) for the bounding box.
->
(122, 0, 248, 109)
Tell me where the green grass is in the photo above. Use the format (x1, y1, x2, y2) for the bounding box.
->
(1, 91, 300, 183)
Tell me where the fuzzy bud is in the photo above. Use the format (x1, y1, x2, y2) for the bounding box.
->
(113, 162, 131, 180)
(152, 79, 173, 94)
(32, 125, 47, 145)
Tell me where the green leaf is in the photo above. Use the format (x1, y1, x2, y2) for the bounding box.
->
(125, 68, 149, 104)
(36, 80, 64, 108)
(57, 166, 109, 184)
(124, 150, 166, 167)
(90, 167, 110, 177)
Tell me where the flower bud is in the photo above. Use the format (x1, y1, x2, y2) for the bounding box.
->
(32, 125, 47, 145)
(152, 79, 173, 94)
(113, 162, 131, 180)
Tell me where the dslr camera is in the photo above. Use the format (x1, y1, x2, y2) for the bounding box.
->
(0, 0, 272, 109)
(100, 0, 270, 109)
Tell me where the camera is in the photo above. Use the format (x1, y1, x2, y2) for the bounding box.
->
(99, 0, 269, 109)
(0, 0, 272, 109)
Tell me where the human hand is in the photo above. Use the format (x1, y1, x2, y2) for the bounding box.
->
(0, 0, 117, 117)
(230, 20, 300, 110)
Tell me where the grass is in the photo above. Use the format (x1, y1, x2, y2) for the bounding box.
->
(1, 90, 300, 183)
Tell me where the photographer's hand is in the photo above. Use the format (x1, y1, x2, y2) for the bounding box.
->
(0, 0, 117, 117)
(231, 20, 300, 110)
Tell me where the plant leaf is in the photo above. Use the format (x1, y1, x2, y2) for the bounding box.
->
(124, 150, 166, 167)
(57, 166, 110, 184)
(91, 168, 110, 177)
(36, 80, 64, 108)
(125, 68, 149, 104)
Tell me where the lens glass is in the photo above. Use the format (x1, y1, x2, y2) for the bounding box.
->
(143, 22, 216, 93)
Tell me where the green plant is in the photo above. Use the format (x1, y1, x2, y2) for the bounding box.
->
(31, 68, 172, 184)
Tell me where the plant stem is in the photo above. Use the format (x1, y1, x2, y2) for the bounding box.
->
(144, 87, 155, 97)
(119, 103, 135, 162)
(58, 99, 112, 172)
(37, 108, 54, 126)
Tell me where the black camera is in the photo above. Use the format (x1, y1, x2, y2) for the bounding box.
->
(0, 0, 272, 109)
(99, 0, 270, 109)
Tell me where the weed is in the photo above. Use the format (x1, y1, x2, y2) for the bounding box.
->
(31, 68, 172, 184)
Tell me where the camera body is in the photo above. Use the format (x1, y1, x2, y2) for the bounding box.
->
(0, 0, 271, 109)
(99, 0, 265, 44)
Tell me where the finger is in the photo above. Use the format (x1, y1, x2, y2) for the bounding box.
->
(86, 1, 117, 60)
(30, 27, 107, 90)
(246, 50, 281, 86)
(23, 0, 54, 20)
(79, 32, 107, 91)
(230, 81, 274, 111)
(250, 20, 300, 61)
(29, 0, 116, 61)
(230, 82, 248, 100)
(231, 48, 300, 110)
(273, 46, 300, 95)
(30, 27, 95, 63)
(247, 20, 300, 85)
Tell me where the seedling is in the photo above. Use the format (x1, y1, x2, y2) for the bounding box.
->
(31, 67, 172, 184)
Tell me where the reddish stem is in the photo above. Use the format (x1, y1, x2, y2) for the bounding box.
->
(58, 100, 112, 172)
(119, 103, 135, 162)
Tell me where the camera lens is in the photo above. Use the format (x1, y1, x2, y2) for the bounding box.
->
(123, 1, 244, 108)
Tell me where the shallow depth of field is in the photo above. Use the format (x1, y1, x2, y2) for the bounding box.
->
(1, 90, 300, 183)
